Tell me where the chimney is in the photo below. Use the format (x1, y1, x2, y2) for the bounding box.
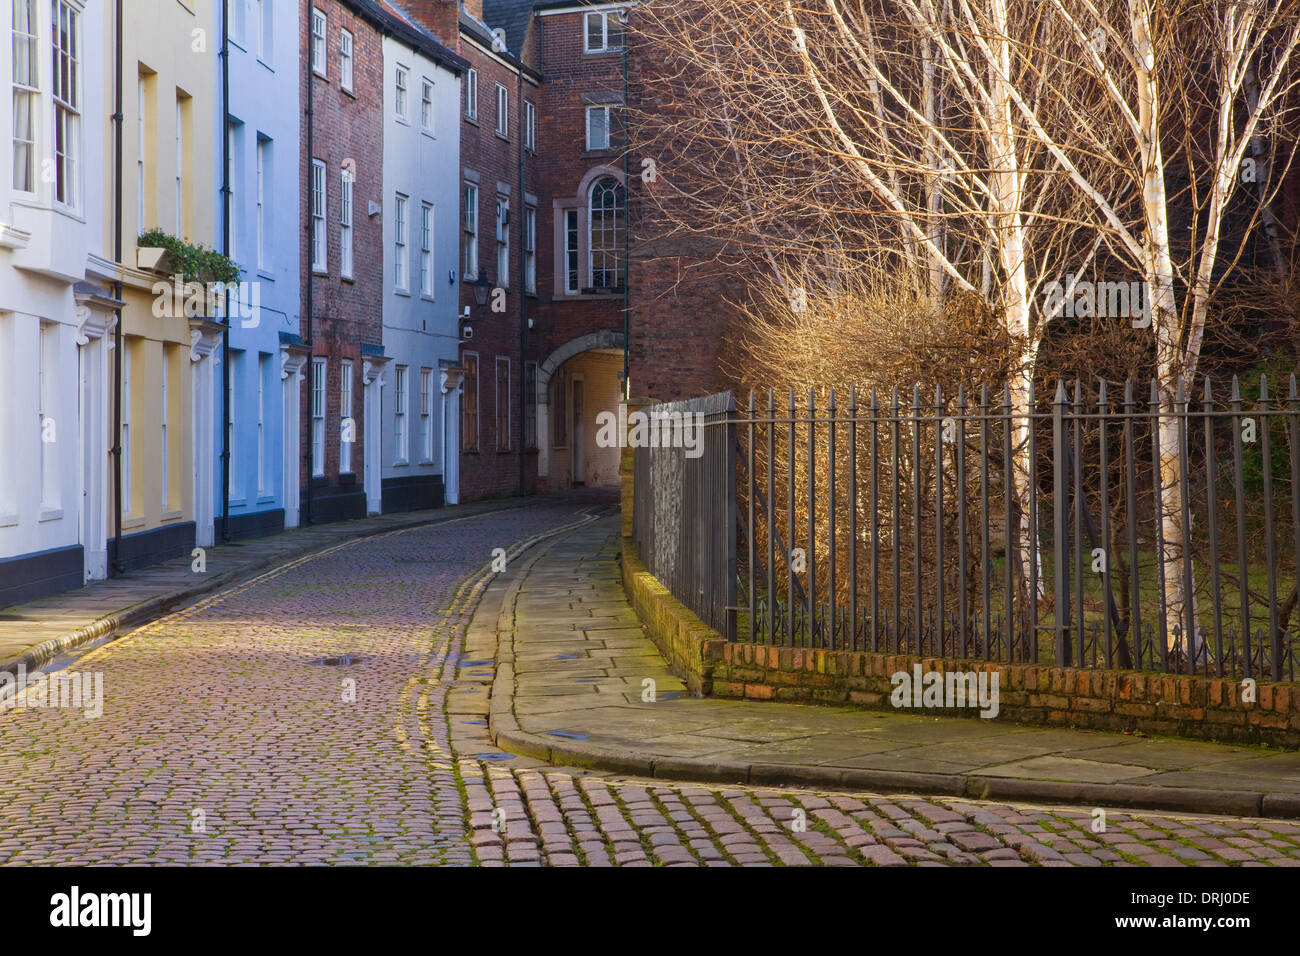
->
(402, 1, 462, 50)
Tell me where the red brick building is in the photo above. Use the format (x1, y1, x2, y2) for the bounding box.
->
(388, 0, 732, 501)
(299, 0, 388, 522)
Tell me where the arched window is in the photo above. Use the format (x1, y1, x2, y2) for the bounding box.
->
(588, 176, 625, 291)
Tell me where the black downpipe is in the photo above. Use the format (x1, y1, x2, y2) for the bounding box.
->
(303, 2, 315, 525)
(621, 18, 630, 400)
(110, 0, 124, 574)
(219, 0, 232, 542)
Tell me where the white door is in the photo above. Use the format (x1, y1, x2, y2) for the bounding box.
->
(282, 366, 301, 527)
(192, 353, 215, 547)
(77, 337, 107, 580)
(442, 383, 459, 505)
(364, 376, 383, 514)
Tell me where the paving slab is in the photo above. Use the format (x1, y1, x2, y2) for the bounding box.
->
(485, 515, 1300, 818)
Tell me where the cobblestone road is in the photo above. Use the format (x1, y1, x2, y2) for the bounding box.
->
(2, 499, 1299, 866)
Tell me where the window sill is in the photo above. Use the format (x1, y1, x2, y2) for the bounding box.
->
(38, 507, 63, 523)
(0, 512, 17, 528)
(464, 114, 480, 126)
(421, 129, 436, 139)
(396, 117, 411, 127)
(394, 459, 409, 467)
(495, 131, 510, 141)
(257, 57, 275, 73)
(257, 495, 276, 505)
(395, 288, 411, 297)
(312, 267, 329, 276)
(342, 85, 356, 98)
(122, 516, 146, 531)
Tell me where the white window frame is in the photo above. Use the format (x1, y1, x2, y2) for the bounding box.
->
(524, 204, 536, 294)
(137, 76, 147, 228)
(586, 104, 612, 151)
(256, 137, 268, 270)
(420, 202, 433, 297)
(228, 354, 239, 498)
(394, 193, 409, 292)
(464, 67, 477, 120)
(523, 99, 536, 152)
(340, 359, 353, 473)
(394, 365, 409, 464)
(340, 167, 353, 279)
(160, 346, 169, 509)
(311, 8, 327, 77)
(584, 9, 625, 53)
(257, 353, 268, 496)
(51, 0, 81, 210)
(395, 65, 409, 121)
(38, 323, 58, 510)
(226, 121, 238, 261)
(421, 77, 434, 134)
(588, 176, 626, 291)
(420, 368, 433, 462)
(175, 98, 184, 235)
(256, 0, 268, 62)
(340, 28, 353, 92)
(311, 357, 326, 476)
(311, 159, 327, 273)
(496, 196, 509, 288)
(11, 0, 38, 193)
(121, 341, 132, 513)
(464, 182, 478, 277)
(495, 83, 508, 138)
(563, 208, 579, 295)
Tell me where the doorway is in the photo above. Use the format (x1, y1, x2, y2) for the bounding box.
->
(571, 376, 584, 486)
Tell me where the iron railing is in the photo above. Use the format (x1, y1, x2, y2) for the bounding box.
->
(631, 377, 1300, 680)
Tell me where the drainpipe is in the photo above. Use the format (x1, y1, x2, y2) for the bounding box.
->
(517, 63, 526, 497)
(303, 2, 315, 525)
(621, 16, 630, 401)
(110, 0, 125, 574)
(220, 0, 232, 542)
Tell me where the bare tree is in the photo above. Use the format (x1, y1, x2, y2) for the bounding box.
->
(632, 0, 1300, 650)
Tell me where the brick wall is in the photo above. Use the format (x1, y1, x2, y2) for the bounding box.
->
(299, 0, 385, 518)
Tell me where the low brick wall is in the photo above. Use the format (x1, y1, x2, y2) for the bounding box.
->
(619, 547, 725, 696)
(711, 643, 1300, 748)
(617, 398, 1298, 748)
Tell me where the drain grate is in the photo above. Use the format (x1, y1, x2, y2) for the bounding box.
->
(308, 654, 368, 666)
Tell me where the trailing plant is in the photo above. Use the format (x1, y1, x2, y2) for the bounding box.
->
(138, 229, 242, 286)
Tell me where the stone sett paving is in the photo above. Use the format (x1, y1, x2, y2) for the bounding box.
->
(0, 502, 591, 866)
(3, 498, 1300, 867)
(466, 767, 1300, 867)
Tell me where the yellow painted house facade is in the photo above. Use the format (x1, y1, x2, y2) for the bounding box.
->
(105, 0, 217, 569)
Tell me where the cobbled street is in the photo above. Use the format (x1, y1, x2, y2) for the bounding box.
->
(2, 499, 1299, 867)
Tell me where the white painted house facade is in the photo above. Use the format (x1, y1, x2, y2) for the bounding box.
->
(379, 19, 467, 512)
(0, 0, 118, 606)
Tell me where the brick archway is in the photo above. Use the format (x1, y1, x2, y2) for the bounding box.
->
(536, 329, 626, 482)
